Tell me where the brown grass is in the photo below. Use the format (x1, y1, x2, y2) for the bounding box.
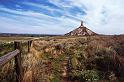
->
(0, 35, 124, 82)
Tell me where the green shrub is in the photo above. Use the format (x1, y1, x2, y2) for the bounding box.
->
(81, 70, 99, 82)
(51, 77, 60, 82)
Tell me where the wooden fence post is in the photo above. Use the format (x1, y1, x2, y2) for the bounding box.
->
(28, 40, 32, 52)
(28, 41, 30, 52)
(14, 42, 23, 82)
(30, 40, 32, 47)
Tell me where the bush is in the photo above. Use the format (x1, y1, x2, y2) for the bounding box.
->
(81, 70, 99, 82)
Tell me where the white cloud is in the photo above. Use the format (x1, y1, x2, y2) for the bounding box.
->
(0, 0, 124, 34)
(23, 2, 62, 13)
(0, 6, 79, 34)
(74, 0, 124, 34)
(50, 0, 124, 34)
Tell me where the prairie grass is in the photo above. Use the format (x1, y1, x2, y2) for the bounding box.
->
(0, 35, 124, 82)
(29, 35, 124, 82)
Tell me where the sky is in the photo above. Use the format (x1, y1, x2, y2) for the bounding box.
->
(0, 0, 124, 35)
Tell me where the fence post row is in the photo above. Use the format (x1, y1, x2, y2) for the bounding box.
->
(14, 42, 23, 82)
(0, 40, 33, 82)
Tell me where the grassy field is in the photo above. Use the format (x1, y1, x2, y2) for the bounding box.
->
(0, 36, 34, 42)
(30, 35, 124, 82)
(0, 36, 36, 82)
(0, 36, 42, 56)
(0, 35, 124, 82)
(0, 37, 31, 57)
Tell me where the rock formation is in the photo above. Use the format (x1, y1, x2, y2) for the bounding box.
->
(65, 21, 97, 36)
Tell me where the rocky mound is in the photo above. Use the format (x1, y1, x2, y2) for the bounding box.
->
(65, 21, 97, 36)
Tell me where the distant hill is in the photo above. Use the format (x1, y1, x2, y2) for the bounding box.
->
(65, 21, 97, 36)
(0, 33, 60, 37)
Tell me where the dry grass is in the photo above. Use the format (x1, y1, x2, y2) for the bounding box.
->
(0, 37, 34, 42)
(30, 35, 124, 82)
(0, 35, 124, 82)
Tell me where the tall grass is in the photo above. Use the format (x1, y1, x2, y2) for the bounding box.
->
(0, 41, 30, 82)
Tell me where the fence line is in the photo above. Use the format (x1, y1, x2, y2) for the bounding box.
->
(0, 40, 33, 82)
(0, 49, 20, 66)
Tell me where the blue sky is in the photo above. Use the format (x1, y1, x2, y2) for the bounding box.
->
(0, 0, 124, 34)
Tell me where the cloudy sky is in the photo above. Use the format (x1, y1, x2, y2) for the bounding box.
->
(0, 0, 124, 34)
